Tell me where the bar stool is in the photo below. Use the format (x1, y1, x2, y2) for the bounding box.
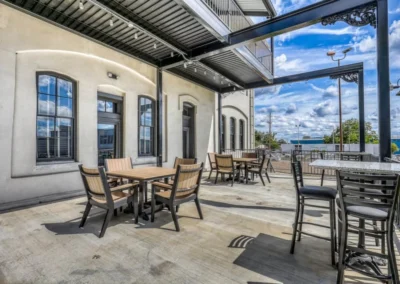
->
(290, 161, 337, 266)
(336, 171, 399, 284)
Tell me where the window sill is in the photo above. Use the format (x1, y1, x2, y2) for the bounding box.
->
(12, 161, 80, 178)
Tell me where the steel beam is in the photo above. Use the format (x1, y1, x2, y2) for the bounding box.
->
(160, 0, 376, 68)
(358, 70, 366, 152)
(218, 93, 223, 154)
(220, 63, 363, 92)
(156, 68, 163, 167)
(376, 0, 391, 161)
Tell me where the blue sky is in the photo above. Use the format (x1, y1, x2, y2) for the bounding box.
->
(254, 0, 400, 142)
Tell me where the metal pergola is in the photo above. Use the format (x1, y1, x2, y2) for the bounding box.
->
(2, 0, 391, 162)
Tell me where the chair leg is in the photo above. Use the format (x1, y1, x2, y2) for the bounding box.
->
(336, 223, 348, 284)
(133, 190, 139, 224)
(381, 221, 385, 254)
(208, 169, 213, 179)
(290, 196, 301, 254)
(195, 198, 203, 219)
(170, 204, 180, 232)
(265, 171, 271, 183)
(79, 202, 92, 228)
(329, 200, 336, 266)
(297, 197, 304, 241)
(151, 189, 156, 223)
(231, 172, 234, 187)
(176, 205, 180, 213)
(99, 209, 113, 238)
(321, 170, 325, 186)
(214, 172, 219, 184)
(387, 225, 399, 283)
(259, 172, 265, 186)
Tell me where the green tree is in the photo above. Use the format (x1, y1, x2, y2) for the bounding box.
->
(323, 119, 379, 144)
(391, 143, 399, 154)
(255, 130, 282, 150)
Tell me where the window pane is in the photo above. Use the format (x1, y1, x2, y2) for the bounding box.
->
(97, 100, 105, 112)
(106, 101, 114, 113)
(55, 118, 73, 158)
(57, 97, 73, 117)
(38, 94, 56, 116)
(140, 98, 153, 126)
(37, 138, 55, 159)
(57, 78, 73, 98)
(38, 75, 56, 95)
(37, 116, 55, 137)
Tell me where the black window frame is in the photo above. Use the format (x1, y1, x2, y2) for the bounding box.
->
(221, 115, 226, 151)
(138, 95, 155, 157)
(36, 72, 76, 163)
(230, 117, 236, 150)
(239, 119, 245, 150)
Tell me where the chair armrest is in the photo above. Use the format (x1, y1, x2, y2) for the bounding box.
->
(152, 181, 173, 190)
(111, 182, 139, 192)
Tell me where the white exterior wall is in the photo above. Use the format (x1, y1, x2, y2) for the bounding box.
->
(0, 4, 220, 209)
(215, 90, 254, 151)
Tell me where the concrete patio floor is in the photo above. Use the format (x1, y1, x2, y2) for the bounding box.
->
(0, 173, 398, 283)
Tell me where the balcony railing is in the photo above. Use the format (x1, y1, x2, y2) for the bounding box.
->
(201, 0, 273, 73)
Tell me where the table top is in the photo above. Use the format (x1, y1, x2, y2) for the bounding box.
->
(108, 167, 176, 181)
(310, 159, 400, 174)
(233, 158, 258, 163)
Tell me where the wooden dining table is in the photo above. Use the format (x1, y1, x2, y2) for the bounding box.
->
(108, 167, 176, 219)
(232, 157, 258, 184)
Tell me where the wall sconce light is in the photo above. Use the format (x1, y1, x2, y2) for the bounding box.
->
(107, 72, 119, 80)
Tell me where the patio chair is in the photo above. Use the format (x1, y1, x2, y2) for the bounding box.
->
(290, 161, 337, 266)
(215, 154, 237, 186)
(207, 152, 217, 179)
(78, 165, 139, 238)
(105, 157, 133, 186)
(336, 171, 399, 284)
(248, 154, 271, 186)
(151, 163, 204, 232)
(168, 157, 197, 184)
(242, 152, 257, 159)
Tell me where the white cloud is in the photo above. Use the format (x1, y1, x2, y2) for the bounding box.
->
(286, 103, 297, 114)
(310, 84, 338, 98)
(275, 53, 307, 73)
(389, 8, 400, 14)
(310, 100, 337, 117)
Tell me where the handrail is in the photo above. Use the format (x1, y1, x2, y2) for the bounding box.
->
(200, 0, 273, 72)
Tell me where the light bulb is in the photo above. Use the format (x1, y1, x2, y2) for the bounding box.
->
(153, 43, 157, 49)
(184, 62, 187, 69)
(128, 22, 134, 28)
(134, 33, 138, 39)
(194, 68, 197, 73)
(109, 19, 114, 27)
(204, 71, 207, 75)
(79, 1, 84, 10)
(171, 52, 174, 57)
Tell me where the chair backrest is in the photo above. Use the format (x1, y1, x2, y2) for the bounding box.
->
(242, 152, 257, 159)
(105, 157, 133, 172)
(291, 161, 304, 193)
(173, 157, 197, 168)
(215, 154, 234, 172)
(79, 165, 112, 205)
(170, 163, 204, 199)
(336, 171, 399, 218)
(260, 154, 270, 169)
(208, 152, 217, 169)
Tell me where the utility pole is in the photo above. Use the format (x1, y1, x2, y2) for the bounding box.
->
(267, 111, 272, 151)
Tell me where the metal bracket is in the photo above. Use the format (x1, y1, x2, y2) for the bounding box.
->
(330, 72, 359, 84)
(322, 5, 377, 28)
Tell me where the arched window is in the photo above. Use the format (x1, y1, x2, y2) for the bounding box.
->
(138, 96, 155, 156)
(221, 115, 226, 151)
(230, 117, 236, 150)
(239, 119, 245, 150)
(36, 72, 76, 162)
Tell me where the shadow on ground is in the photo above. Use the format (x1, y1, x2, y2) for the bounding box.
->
(200, 199, 328, 217)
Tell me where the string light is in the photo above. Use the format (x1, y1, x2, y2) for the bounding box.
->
(184, 62, 187, 69)
(79, 0, 84, 10)
(204, 71, 207, 75)
(171, 52, 174, 57)
(128, 22, 134, 28)
(134, 33, 138, 39)
(109, 19, 114, 27)
(194, 67, 197, 73)
(153, 43, 157, 49)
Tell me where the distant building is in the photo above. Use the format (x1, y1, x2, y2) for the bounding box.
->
(290, 137, 324, 145)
